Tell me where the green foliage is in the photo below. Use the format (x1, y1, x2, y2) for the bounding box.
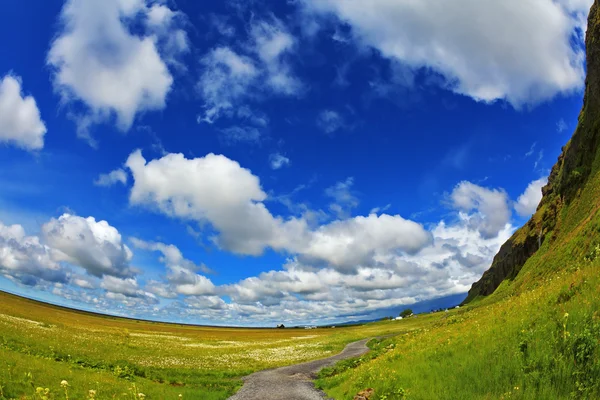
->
(399, 309, 413, 318)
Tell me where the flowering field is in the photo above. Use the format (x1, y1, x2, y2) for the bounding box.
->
(0, 291, 416, 399)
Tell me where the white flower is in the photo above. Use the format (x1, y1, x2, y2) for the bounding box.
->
(138, 393, 146, 399)
(61, 380, 69, 388)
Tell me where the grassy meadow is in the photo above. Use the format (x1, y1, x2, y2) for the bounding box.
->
(0, 291, 421, 400)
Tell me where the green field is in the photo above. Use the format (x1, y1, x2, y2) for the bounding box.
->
(0, 291, 420, 400)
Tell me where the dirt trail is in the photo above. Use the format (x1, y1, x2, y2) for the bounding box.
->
(228, 338, 370, 400)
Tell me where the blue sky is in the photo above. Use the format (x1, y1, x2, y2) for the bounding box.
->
(0, 0, 592, 326)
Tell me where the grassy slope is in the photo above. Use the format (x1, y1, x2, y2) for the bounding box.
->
(0, 291, 415, 400)
(316, 3, 600, 399)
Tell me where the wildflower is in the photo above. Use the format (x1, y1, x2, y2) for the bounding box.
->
(179, 395, 183, 399)
(89, 389, 97, 398)
(138, 393, 146, 399)
(564, 313, 569, 318)
(514, 386, 520, 390)
(61, 380, 69, 388)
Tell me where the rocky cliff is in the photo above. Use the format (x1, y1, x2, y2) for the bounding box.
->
(464, 0, 600, 303)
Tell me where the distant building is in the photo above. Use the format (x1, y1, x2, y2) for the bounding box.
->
(277, 324, 285, 329)
(395, 316, 403, 320)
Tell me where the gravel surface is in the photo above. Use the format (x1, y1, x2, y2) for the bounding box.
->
(228, 338, 371, 400)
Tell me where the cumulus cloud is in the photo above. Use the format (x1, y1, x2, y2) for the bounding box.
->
(515, 177, 548, 217)
(450, 181, 511, 239)
(47, 0, 186, 142)
(42, 214, 135, 278)
(99, 276, 157, 305)
(126, 150, 309, 255)
(301, 0, 591, 107)
(125, 150, 432, 270)
(0, 75, 46, 151)
(269, 153, 290, 169)
(303, 214, 431, 272)
(0, 221, 67, 285)
(94, 168, 128, 187)
(0, 182, 516, 325)
(198, 16, 301, 124)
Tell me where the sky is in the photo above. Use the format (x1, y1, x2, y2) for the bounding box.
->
(0, 0, 593, 326)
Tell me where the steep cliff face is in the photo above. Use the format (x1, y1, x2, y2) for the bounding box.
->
(464, 0, 600, 303)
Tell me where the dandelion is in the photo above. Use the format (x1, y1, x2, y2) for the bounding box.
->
(138, 393, 146, 399)
(89, 389, 97, 398)
(61, 380, 69, 400)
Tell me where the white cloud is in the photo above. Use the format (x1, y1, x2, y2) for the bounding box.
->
(198, 16, 301, 124)
(303, 214, 431, 272)
(101, 276, 140, 297)
(100, 276, 158, 305)
(146, 4, 174, 27)
(198, 47, 258, 124)
(250, 19, 302, 95)
(325, 177, 358, 218)
(42, 214, 135, 278)
(125, 150, 433, 269)
(515, 177, 548, 217)
(0, 75, 46, 150)
(450, 181, 511, 239)
(525, 142, 537, 158)
(0, 221, 67, 285)
(47, 0, 186, 142)
(317, 110, 344, 134)
(301, 0, 591, 107)
(94, 168, 128, 187)
(557, 118, 568, 133)
(131, 238, 215, 297)
(0, 181, 518, 325)
(269, 153, 290, 169)
(126, 150, 309, 255)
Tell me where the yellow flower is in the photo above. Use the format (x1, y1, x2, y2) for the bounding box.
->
(61, 380, 69, 388)
(89, 389, 97, 398)
(138, 393, 146, 399)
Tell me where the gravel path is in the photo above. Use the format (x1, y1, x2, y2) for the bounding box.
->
(228, 338, 371, 400)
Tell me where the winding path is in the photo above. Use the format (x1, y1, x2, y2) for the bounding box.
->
(228, 338, 371, 400)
